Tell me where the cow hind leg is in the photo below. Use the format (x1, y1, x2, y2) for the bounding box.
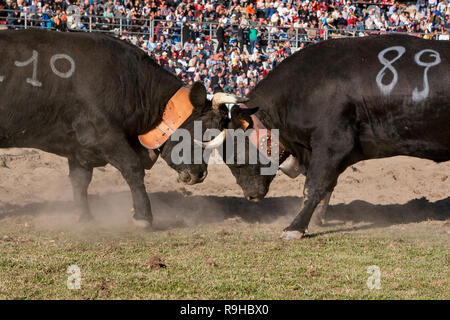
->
(310, 191, 332, 227)
(68, 158, 94, 223)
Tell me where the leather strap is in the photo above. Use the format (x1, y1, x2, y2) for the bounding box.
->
(241, 105, 288, 164)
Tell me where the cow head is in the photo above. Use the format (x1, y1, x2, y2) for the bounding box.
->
(198, 105, 277, 201)
(222, 145, 276, 202)
(159, 82, 249, 185)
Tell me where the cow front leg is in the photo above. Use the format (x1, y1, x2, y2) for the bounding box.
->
(68, 158, 93, 223)
(281, 125, 355, 239)
(281, 184, 332, 240)
(98, 138, 153, 229)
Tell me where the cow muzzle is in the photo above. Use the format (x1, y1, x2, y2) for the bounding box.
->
(246, 195, 265, 202)
(178, 170, 208, 185)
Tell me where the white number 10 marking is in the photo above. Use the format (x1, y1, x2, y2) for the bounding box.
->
(50, 54, 75, 79)
(11, 50, 75, 88)
(14, 49, 42, 87)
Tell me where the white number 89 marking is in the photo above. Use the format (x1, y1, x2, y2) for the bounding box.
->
(376, 46, 406, 96)
(376, 46, 441, 102)
(412, 49, 441, 102)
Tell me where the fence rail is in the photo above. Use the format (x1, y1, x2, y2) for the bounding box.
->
(1, 8, 448, 51)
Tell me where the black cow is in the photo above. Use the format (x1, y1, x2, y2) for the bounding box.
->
(0, 30, 244, 227)
(202, 35, 450, 239)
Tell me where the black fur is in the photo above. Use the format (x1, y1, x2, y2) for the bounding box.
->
(227, 35, 450, 234)
(0, 29, 214, 225)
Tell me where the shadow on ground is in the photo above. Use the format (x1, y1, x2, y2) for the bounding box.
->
(0, 191, 448, 233)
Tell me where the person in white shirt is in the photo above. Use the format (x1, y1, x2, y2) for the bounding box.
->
(344, 1, 356, 13)
(277, 3, 289, 16)
(247, 65, 258, 79)
(236, 72, 249, 86)
(271, 11, 280, 25)
(341, 7, 349, 20)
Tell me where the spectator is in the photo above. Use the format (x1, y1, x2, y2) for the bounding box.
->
(2, 0, 449, 94)
(249, 24, 258, 54)
(103, 6, 115, 28)
(216, 21, 225, 52)
(237, 23, 245, 52)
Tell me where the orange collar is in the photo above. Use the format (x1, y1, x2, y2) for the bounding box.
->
(138, 87, 194, 150)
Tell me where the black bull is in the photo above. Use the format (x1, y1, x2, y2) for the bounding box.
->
(0, 29, 235, 227)
(222, 35, 450, 239)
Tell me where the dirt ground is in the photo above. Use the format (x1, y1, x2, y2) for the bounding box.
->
(0, 148, 449, 300)
(0, 148, 449, 230)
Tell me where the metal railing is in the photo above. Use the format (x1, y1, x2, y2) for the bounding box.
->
(1, 8, 448, 51)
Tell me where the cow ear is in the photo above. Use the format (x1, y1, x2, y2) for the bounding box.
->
(189, 81, 207, 110)
(241, 106, 259, 116)
(229, 106, 258, 131)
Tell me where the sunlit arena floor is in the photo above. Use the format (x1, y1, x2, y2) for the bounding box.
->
(0, 148, 449, 299)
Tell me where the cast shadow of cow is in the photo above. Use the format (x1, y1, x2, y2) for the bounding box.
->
(0, 191, 448, 234)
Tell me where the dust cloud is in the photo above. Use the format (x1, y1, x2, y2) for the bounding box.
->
(0, 148, 449, 233)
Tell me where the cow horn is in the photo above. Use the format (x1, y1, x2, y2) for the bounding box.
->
(194, 130, 226, 149)
(212, 92, 249, 109)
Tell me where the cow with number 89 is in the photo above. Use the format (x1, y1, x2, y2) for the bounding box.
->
(197, 35, 450, 240)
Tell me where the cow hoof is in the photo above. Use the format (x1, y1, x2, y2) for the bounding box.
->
(280, 230, 304, 240)
(132, 217, 152, 230)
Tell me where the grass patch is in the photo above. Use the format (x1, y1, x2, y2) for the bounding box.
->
(0, 217, 448, 299)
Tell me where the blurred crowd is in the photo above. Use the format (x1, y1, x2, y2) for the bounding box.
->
(1, 0, 450, 92)
(130, 33, 296, 96)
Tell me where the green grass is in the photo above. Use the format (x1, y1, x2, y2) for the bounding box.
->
(0, 217, 448, 299)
